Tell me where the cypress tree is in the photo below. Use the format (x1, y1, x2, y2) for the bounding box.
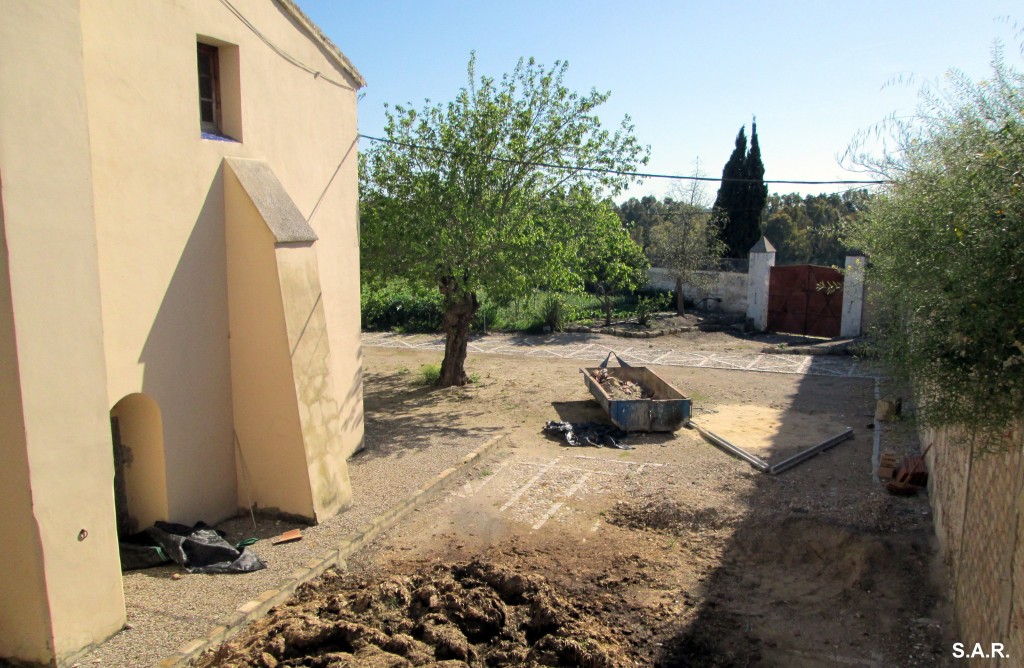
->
(713, 121, 767, 257)
(742, 121, 768, 251)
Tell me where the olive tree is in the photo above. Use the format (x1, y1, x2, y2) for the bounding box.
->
(648, 205, 725, 314)
(361, 53, 648, 386)
(648, 170, 726, 314)
(847, 46, 1024, 445)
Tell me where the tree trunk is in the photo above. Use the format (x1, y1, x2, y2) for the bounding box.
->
(675, 276, 685, 315)
(601, 286, 612, 326)
(438, 278, 479, 387)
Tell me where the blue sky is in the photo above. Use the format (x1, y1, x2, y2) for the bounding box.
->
(299, 1, 1020, 200)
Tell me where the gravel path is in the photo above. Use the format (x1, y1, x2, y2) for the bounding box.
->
(362, 331, 879, 378)
(72, 427, 494, 667)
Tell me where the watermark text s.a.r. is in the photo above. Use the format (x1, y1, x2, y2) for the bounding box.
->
(952, 642, 1007, 659)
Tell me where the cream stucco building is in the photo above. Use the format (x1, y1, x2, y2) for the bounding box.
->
(0, 1, 365, 664)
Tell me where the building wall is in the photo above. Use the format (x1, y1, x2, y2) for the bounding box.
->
(223, 164, 318, 520)
(222, 155, 355, 522)
(1, 1, 363, 662)
(0, 159, 55, 665)
(275, 242, 355, 519)
(0, 1, 127, 661)
(924, 423, 1024, 664)
(79, 0, 364, 525)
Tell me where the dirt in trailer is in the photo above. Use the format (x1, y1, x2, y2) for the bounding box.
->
(197, 340, 952, 668)
(589, 367, 654, 400)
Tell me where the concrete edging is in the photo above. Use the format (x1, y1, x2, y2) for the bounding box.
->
(156, 430, 510, 667)
(565, 325, 696, 338)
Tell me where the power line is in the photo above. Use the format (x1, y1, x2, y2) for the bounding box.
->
(219, 0, 354, 91)
(213, 2, 881, 187)
(358, 133, 887, 186)
(218, 0, 881, 187)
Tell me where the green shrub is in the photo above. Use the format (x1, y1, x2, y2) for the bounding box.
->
(361, 278, 443, 332)
(847, 46, 1024, 446)
(635, 293, 670, 326)
(472, 299, 500, 332)
(364, 284, 670, 334)
(537, 294, 566, 332)
(419, 363, 441, 386)
(563, 291, 634, 325)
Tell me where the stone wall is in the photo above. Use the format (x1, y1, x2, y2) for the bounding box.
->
(924, 422, 1023, 663)
(646, 268, 748, 314)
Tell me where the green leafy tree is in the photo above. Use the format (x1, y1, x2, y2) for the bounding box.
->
(361, 53, 648, 386)
(712, 121, 768, 257)
(579, 203, 649, 325)
(648, 181, 726, 314)
(712, 127, 747, 254)
(847, 46, 1024, 445)
(614, 195, 663, 252)
(763, 190, 873, 264)
(763, 207, 810, 262)
(643, 165, 724, 313)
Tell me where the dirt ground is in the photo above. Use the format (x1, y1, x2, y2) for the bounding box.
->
(199, 332, 951, 667)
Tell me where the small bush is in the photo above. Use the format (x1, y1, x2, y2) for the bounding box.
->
(419, 363, 441, 386)
(537, 294, 566, 332)
(635, 293, 670, 326)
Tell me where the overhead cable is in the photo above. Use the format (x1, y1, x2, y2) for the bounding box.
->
(216, 1, 881, 187)
(358, 134, 887, 186)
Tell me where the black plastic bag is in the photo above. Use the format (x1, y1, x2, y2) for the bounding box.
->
(145, 521, 266, 574)
(118, 532, 171, 571)
(542, 421, 632, 449)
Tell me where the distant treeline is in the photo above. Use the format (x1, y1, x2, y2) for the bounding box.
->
(615, 189, 874, 267)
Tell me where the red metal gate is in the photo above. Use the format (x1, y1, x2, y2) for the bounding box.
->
(767, 264, 843, 337)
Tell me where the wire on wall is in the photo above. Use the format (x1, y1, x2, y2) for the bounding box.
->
(219, 0, 354, 91)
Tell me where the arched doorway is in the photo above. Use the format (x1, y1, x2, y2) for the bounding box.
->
(110, 393, 168, 537)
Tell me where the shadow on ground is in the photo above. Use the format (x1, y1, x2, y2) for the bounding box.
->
(358, 369, 499, 463)
(652, 374, 948, 667)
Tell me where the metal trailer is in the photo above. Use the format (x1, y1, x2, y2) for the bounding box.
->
(581, 355, 691, 432)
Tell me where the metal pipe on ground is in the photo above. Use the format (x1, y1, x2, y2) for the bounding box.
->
(688, 420, 771, 472)
(689, 421, 854, 476)
(767, 428, 854, 474)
